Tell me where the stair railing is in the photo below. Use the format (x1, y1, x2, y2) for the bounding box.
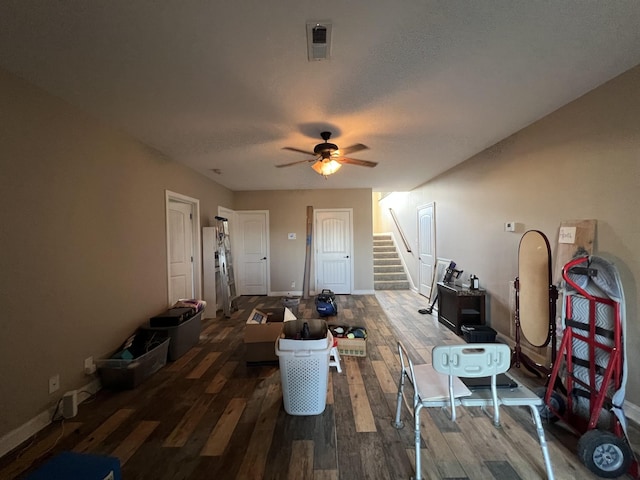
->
(388, 208, 411, 253)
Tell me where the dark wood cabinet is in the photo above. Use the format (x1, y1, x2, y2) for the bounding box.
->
(437, 282, 486, 335)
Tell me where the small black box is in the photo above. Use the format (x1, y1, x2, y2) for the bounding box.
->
(461, 324, 497, 343)
(150, 307, 193, 327)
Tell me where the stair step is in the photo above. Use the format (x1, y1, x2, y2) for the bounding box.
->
(374, 265, 404, 273)
(373, 246, 397, 253)
(373, 234, 409, 290)
(374, 280, 411, 290)
(373, 252, 399, 259)
(375, 272, 409, 281)
(373, 258, 402, 266)
(373, 240, 394, 246)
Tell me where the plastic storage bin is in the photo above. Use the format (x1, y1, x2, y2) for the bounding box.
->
(461, 324, 497, 343)
(281, 296, 301, 315)
(275, 320, 332, 416)
(143, 310, 202, 361)
(97, 331, 170, 390)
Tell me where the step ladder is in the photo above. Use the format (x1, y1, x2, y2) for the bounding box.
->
(215, 216, 238, 317)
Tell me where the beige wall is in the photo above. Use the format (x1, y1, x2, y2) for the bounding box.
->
(0, 68, 233, 442)
(234, 189, 374, 294)
(378, 65, 640, 407)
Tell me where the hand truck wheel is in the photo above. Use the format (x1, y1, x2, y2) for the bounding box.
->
(534, 386, 565, 423)
(577, 429, 633, 478)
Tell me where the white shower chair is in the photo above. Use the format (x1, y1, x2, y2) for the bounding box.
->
(392, 342, 554, 480)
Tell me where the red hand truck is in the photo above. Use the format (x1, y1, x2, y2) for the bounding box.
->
(542, 256, 637, 478)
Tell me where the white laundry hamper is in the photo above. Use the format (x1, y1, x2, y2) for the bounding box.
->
(275, 320, 332, 416)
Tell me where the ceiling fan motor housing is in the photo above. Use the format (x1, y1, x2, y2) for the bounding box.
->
(314, 142, 338, 156)
(315, 131, 338, 157)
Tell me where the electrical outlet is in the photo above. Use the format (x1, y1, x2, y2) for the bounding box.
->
(291, 281, 295, 288)
(49, 374, 60, 394)
(84, 356, 96, 375)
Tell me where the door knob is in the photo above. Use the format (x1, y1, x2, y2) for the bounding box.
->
(344, 255, 350, 258)
(261, 257, 267, 260)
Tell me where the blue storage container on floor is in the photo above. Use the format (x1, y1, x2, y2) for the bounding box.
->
(25, 451, 121, 480)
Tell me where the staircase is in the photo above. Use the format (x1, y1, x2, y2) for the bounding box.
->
(373, 233, 410, 290)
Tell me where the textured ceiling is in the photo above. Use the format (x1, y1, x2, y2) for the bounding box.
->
(1, 1, 639, 191)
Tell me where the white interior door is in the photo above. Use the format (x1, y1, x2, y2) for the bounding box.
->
(168, 200, 194, 304)
(315, 209, 353, 294)
(237, 211, 269, 295)
(166, 191, 201, 307)
(418, 203, 436, 299)
(202, 227, 217, 318)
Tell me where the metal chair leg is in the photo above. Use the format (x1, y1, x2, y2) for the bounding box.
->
(530, 406, 555, 480)
(392, 372, 405, 429)
(414, 404, 423, 480)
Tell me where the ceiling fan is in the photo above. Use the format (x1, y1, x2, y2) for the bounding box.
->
(277, 131, 377, 177)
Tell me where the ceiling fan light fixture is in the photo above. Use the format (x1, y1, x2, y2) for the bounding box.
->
(279, 130, 375, 171)
(312, 159, 341, 176)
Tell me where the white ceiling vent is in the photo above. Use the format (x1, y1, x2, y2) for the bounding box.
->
(307, 21, 332, 61)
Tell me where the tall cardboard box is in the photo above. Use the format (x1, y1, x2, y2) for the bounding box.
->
(244, 307, 295, 363)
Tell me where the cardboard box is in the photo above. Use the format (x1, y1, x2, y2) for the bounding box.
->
(244, 307, 292, 363)
(336, 337, 367, 357)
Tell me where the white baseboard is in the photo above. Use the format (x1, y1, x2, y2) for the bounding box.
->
(0, 408, 52, 459)
(0, 378, 101, 458)
(269, 290, 376, 296)
(269, 290, 302, 297)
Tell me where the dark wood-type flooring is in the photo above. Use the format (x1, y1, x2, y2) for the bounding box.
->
(2, 291, 638, 479)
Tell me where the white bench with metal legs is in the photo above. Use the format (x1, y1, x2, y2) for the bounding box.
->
(392, 342, 554, 480)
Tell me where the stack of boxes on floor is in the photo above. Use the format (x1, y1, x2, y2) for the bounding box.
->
(242, 295, 367, 364)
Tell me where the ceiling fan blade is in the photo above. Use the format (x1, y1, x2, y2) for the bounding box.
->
(339, 157, 378, 168)
(275, 158, 316, 168)
(282, 146, 316, 156)
(341, 143, 369, 155)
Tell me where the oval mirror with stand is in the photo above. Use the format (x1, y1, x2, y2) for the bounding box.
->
(513, 230, 558, 376)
